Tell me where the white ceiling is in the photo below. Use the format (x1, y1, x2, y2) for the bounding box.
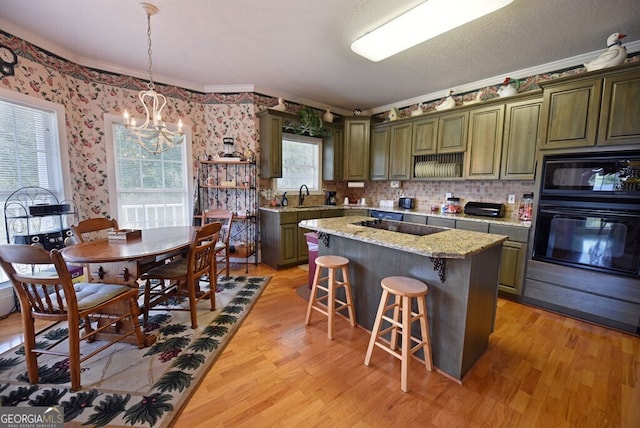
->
(1, 0, 639, 114)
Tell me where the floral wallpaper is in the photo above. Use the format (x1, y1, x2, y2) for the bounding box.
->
(2, 30, 638, 224)
(0, 31, 267, 221)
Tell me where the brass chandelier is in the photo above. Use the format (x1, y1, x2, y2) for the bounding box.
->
(123, 3, 184, 155)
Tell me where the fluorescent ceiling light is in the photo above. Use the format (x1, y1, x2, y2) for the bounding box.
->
(351, 0, 514, 62)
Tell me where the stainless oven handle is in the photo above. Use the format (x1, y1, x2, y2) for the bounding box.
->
(539, 206, 640, 219)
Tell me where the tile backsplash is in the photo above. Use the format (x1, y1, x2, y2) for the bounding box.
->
(325, 179, 536, 219)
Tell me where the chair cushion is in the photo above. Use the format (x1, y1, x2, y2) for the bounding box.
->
(48, 282, 132, 311)
(146, 258, 189, 280)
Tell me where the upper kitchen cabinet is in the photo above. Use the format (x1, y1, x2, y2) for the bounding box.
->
(539, 63, 640, 150)
(598, 68, 640, 146)
(370, 121, 412, 180)
(323, 124, 344, 181)
(464, 94, 542, 180)
(343, 117, 371, 181)
(539, 76, 602, 149)
(389, 121, 413, 180)
(464, 104, 505, 179)
(411, 116, 438, 155)
(370, 125, 390, 180)
(501, 96, 542, 179)
(259, 109, 294, 178)
(411, 110, 468, 155)
(437, 110, 469, 153)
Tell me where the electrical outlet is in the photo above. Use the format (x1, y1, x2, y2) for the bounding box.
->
(390, 180, 400, 188)
(445, 192, 453, 199)
(508, 194, 516, 204)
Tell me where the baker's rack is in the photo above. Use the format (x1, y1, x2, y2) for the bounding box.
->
(3, 186, 78, 250)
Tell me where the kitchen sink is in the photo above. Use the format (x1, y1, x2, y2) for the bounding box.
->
(354, 219, 446, 236)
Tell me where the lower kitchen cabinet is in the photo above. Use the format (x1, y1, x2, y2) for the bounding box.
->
(427, 216, 455, 228)
(498, 241, 527, 294)
(345, 208, 369, 216)
(403, 213, 426, 224)
(413, 214, 529, 295)
(489, 223, 530, 295)
(260, 208, 326, 269)
(280, 223, 297, 265)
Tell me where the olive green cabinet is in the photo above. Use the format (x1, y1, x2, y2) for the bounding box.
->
(498, 241, 527, 295)
(598, 68, 640, 146)
(260, 210, 297, 269)
(464, 104, 505, 179)
(258, 110, 287, 178)
(370, 122, 412, 180)
(501, 97, 542, 179)
(343, 117, 371, 181)
(463, 95, 541, 180)
(323, 125, 344, 181)
(260, 208, 328, 269)
(389, 121, 413, 180)
(410, 110, 468, 155)
(489, 223, 530, 295)
(279, 223, 298, 265)
(539, 77, 602, 149)
(437, 110, 469, 153)
(403, 213, 426, 224)
(370, 126, 390, 180)
(412, 116, 438, 155)
(539, 64, 640, 149)
(453, 219, 529, 295)
(345, 208, 368, 216)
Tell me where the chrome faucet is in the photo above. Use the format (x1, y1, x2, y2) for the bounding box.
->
(298, 184, 310, 206)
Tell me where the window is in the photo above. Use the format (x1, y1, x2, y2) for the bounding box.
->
(105, 115, 193, 230)
(275, 133, 322, 193)
(0, 89, 70, 283)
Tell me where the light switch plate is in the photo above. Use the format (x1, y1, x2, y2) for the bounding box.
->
(445, 192, 452, 199)
(390, 180, 400, 188)
(508, 194, 516, 204)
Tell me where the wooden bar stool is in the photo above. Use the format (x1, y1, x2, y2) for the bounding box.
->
(364, 276, 433, 392)
(305, 255, 356, 339)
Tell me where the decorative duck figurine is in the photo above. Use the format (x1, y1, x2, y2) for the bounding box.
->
(498, 78, 519, 98)
(435, 90, 455, 111)
(584, 33, 627, 72)
(388, 106, 400, 121)
(272, 97, 287, 111)
(322, 107, 334, 123)
(463, 90, 483, 105)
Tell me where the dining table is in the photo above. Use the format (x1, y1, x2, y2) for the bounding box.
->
(61, 226, 197, 345)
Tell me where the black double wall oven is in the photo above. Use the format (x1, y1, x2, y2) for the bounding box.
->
(532, 151, 640, 279)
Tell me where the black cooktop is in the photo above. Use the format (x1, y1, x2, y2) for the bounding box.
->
(355, 219, 446, 236)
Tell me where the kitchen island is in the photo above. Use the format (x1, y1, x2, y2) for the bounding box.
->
(299, 215, 507, 382)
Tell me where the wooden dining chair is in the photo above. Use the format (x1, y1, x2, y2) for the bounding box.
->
(70, 217, 119, 244)
(142, 222, 222, 328)
(0, 244, 146, 392)
(201, 209, 235, 278)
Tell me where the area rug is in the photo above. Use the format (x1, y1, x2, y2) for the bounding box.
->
(0, 275, 270, 427)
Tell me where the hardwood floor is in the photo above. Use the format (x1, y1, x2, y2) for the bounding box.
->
(1, 263, 638, 427)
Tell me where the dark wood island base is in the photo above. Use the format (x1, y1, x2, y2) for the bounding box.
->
(300, 216, 506, 382)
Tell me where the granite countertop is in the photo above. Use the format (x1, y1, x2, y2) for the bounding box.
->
(259, 204, 530, 229)
(298, 216, 508, 259)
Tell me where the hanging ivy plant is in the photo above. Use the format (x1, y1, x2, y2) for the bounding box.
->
(290, 106, 330, 137)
